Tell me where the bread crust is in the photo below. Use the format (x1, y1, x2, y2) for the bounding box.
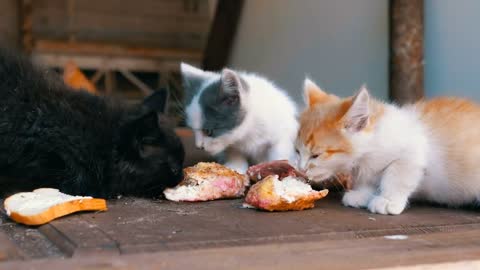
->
(244, 175, 329, 211)
(4, 197, 107, 226)
(164, 162, 249, 202)
(183, 162, 246, 182)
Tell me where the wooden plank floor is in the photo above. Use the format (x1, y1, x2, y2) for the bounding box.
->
(1, 193, 480, 269)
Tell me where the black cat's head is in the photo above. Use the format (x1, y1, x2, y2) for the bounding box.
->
(112, 89, 185, 197)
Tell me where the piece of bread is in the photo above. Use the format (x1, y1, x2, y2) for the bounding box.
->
(164, 162, 249, 202)
(244, 175, 329, 211)
(246, 160, 307, 183)
(4, 188, 107, 226)
(247, 160, 352, 191)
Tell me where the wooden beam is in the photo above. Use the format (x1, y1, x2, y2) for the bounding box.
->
(34, 40, 203, 61)
(90, 69, 105, 84)
(202, 0, 244, 71)
(389, 0, 424, 104)
(31, 53, 186, 73)
(119, 69, 154, 96)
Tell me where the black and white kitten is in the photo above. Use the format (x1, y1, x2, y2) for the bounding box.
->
(180, 63, 298, 173)
(0, 50, 185, 198)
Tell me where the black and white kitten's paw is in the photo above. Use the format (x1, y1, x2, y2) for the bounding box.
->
(224, 161, 249, 174)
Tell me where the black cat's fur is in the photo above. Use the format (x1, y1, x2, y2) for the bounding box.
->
(0, 50, 185, 198)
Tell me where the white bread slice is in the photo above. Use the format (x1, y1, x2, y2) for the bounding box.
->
(3, 188, 107, 226)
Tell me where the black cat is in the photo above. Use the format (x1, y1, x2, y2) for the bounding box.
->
(0, 50, 184, 198)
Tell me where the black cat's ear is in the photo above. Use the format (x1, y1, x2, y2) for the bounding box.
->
(130, 112, 165, 159)
(116, 110, 159, 156)
(220, 68, 248, 106)
(143, 88, 168, 114)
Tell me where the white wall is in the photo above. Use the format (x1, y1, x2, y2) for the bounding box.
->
(228, 0, 389, 105)
(425, 0, 480, 100)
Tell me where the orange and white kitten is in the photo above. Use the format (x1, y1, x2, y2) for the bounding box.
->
(296, 78, 480, 215)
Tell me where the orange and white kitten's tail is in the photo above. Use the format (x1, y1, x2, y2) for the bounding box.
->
(295, 78, 480, 215)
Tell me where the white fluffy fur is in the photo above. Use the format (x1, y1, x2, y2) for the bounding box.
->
(297, 81, 480, 215)
(183, 64, 298, 173)
(340, 102, 429, 215)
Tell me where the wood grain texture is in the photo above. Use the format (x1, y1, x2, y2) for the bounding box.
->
(29, 194, 480, 255)
(31, 0, 212, 50)
(39, 216, 119, 257)
(0, 0, 20, 49)
(34, 40, 203, 60)
(20, 0, 33, 53)
(3, 229, 480, 269)
(390, 0, 424, 104)
(2, 192, 480, 266)
(0, 231, 22, 262)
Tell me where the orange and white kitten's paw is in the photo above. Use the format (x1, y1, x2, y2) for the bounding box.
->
(342, 188, 372, 208)
(367, 196, 407, 215)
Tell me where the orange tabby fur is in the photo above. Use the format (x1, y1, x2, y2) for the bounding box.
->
(298, 81, 384, 163)
(296, 78, 480, 215)
(416, 98, 480, 183)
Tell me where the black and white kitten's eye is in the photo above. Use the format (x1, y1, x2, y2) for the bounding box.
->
(202, 129, 213, 137)
(295, 148, 300, 155)
(310, 154, 320, 159)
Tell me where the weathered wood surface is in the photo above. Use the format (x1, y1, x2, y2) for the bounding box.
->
(390, 0, 424, 104)
(2, 206, 480, 269)
(0, 0, 20, 49)
(19, 0, 33, 53)
(2, 193, 480, 269)
(0, 206, 63, 261)
(0, 231, 22, 262)
(31, 0, 212, 50)
(34, 40, 203, 61)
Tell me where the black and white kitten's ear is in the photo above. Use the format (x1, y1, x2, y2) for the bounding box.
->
(343, 85, 370, 132)
(220, 68, 247, 106)
(143, 88, 169, 114)
(180, 63, 215, 91)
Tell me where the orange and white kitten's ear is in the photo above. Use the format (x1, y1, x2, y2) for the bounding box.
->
(303, 78, 331, 107)
(343, 85, 370, 132)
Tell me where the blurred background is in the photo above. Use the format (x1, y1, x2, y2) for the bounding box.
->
(0, 0, 478, 124)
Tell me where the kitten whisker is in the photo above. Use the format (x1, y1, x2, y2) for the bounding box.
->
(334, 175, 346, 191)
(331, 179, 341, 192)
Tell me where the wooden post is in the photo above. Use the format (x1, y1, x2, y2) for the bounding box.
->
(202, 0, 244, 71)
(19, 0, 33, 54)
(389, 0, 424, 104)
